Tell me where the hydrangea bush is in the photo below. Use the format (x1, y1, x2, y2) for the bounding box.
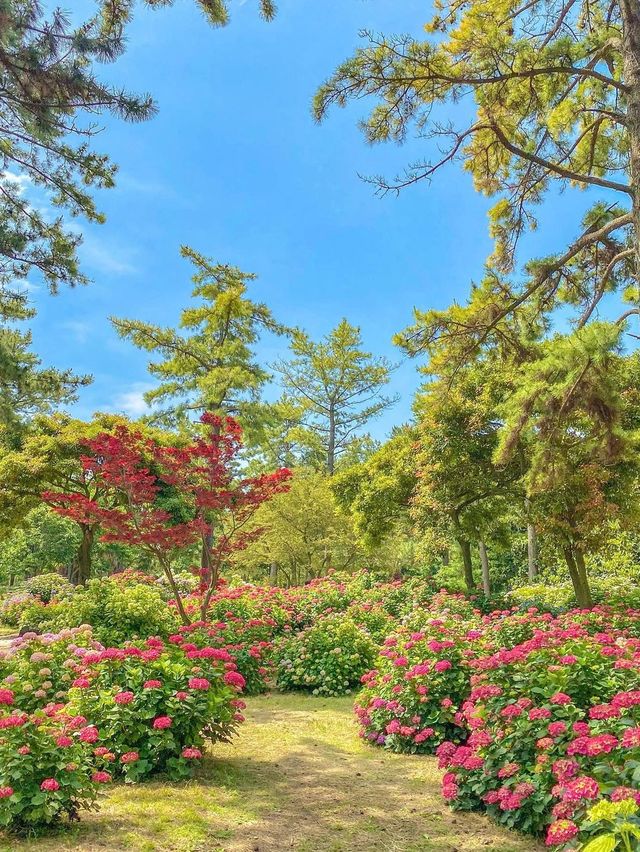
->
(275, 614, 377, 696)
(355, 620, 479, 753)
(0, 627, 99, 713)
(66, 636, 246, 781)
(0, 702, 104, 833)
(434, 615, 640, 846)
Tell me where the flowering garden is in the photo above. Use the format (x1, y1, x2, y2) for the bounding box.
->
(0, 570, 638, 851)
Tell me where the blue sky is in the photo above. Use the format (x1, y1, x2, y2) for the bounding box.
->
(28, 0, 598, 440)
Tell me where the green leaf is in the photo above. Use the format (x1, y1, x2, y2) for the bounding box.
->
(580, 835, 617, 852)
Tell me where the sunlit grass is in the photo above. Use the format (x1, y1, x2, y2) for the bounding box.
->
(1, 692, 543, 852)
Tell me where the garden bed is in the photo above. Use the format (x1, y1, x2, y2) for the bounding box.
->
(0, 692, 542, 852)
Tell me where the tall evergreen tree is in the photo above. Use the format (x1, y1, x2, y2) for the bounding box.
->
(315, 0, 640, 285)
(0, 0, 276, 306)
(274, 319, 398, 474)
(0, 294, 90, 440)
(111, 246, 287, 434)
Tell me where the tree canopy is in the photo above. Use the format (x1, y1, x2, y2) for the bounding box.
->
(274, 319, 398, 474)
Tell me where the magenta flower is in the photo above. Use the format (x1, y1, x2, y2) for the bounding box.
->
(0, 688, 14, 705)
(181, 747, 203, 759)
(545, 820, 578, 846)
(91, 771, 112, 784)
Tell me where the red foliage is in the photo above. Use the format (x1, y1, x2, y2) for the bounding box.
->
(43, 414, 291, 622)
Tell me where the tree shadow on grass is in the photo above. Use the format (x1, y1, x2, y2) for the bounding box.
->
(203, 735, 541, 852)
(0, 698, 543, 852)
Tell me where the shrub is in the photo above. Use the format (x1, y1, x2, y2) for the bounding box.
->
(0, 594, 34, 629)
(354, 620, 479, 754)
(18, 579, 179, 645)
(0, 627, 98, 713)
(437, 618, 640, 844)
(172, 619, 275, 695)
(344, 603, 395, 643)
(66, 636, 246, 780)
(0, 704, 104, 834)
(275, 614, 377, 696)
(510, 578, 640, 612)
(25, 574, 73, 605)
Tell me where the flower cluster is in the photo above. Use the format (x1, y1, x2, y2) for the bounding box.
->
(432, 610, 640, 845)
(275, 613, 378, 696)
(354, 616, 479, 753)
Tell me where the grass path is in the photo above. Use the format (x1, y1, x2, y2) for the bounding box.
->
(1, 693, 542, 852)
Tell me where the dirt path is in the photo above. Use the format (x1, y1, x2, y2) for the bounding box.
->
(2, 693, 542, 852)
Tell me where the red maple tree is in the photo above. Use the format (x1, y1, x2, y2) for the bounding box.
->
(44, 414, 291, 623)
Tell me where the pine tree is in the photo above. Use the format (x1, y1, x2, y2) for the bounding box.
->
(0, 0, 276, 305)
(315, 0, 640, 284)
(274, 320, 398, 474)
(111, 246, 287, 434)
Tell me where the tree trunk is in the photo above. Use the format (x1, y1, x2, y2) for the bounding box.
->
(456, 537, 475, 591)
(269, 562, 278, 586)
(69, 524, 94, 585)
(479, 540, 491, 597)
(452, 510, 474, 590)
(442, 548, 450, 566)
(158, 556, 191, 625)
(524, 497, 538, 580)
(200, 527, 218, 587)
(562, 544, 593, 609)
(527, 523, 538, 581)
(620, 0, 640, 276)
(327, 404, 336, 475)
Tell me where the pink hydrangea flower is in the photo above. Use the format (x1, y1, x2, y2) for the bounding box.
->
(181, 747, 203, 759)
(0, 688, 14, 705)
(91, 771, 112, 783)
(545, 820, 578, 846)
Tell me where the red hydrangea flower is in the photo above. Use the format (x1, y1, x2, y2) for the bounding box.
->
(181, 747, 203, 759)
(0, 787, 14, 799)
(115, 691, 135, 704)
(153, 715, 172, 729)
(120, 751, 139, 763)
(40, 778, 60, 792)
(224, 671, 246, 690)
(562, 776, 599, 802)
(79, 725, 99, 743)
(545, 820, 578, 846)
(91, 771, 112, 783)
(0, 689, 14, 705)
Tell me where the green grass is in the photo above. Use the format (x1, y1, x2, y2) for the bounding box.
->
(0, 693, 543, 852)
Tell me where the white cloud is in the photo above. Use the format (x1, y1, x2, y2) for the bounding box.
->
(114, 383, 155, 418)
(1, 170, 32, 195)
(80, 238, 139, 276)
(62, 320, 92, 344)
